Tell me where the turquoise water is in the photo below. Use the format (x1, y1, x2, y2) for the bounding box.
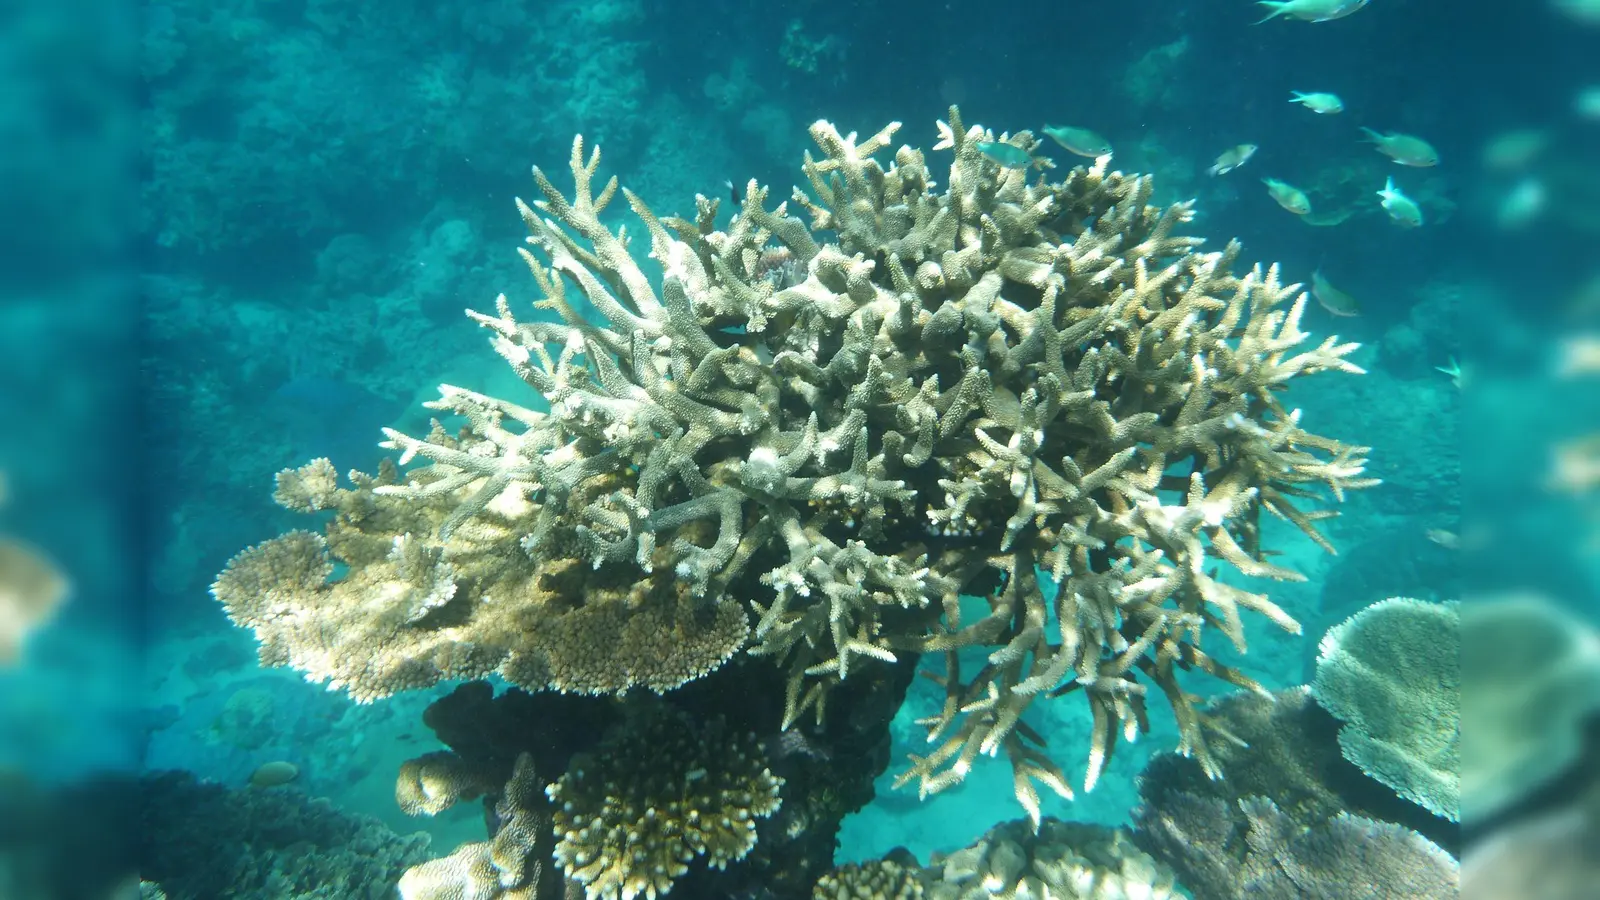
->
(2, 0, 1594, 896)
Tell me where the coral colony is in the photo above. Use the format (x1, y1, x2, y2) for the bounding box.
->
(213, 111, 1457, 900)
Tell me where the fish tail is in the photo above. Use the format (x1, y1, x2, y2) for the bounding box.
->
(1254, 1, 1291, 22)
(1289, 91, 1305, 101)
(1359, 126, 1381, 142)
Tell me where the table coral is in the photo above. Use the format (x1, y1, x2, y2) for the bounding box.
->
(214, 107, 1374, 824)
(1311, 596, 1460, 822)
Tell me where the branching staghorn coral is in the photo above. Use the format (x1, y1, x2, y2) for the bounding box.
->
(214, 107, 1372, 823)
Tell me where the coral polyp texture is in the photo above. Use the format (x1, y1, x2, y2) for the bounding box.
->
(214, 107, 1374, 817)
(547, 709, 783, 900)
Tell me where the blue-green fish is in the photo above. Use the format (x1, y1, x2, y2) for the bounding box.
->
(1256, 0, 1370, 22)
(1289, 91, 1344, 114)
(1361, 128, 1440, 167)
(1043, 125, 1113, 158)
(1262, 177, 1312, 215)
(1377, 176, 1424, 227)
(1311, 268, 1360, 317)
(973, 141, 1035, 169)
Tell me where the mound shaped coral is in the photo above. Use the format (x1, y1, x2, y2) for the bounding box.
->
(214, 108, 1373, 817)
(547, 708, 783, 900)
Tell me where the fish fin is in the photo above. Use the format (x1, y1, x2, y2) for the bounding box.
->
(1253, 1, 1291, 23)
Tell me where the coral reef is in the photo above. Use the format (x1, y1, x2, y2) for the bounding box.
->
(1311, 597, 1460, 821)
(394, 659, 907, 900)
(214, 109, 1374, 834)
(922, 818, 1180, 900)
(395, 750, 497, 817)
(1131, 687, 1458, 898)
(817, 818, 1181, 900)
(138, 769, 433, 899)
(1152, 794, 1456, 899)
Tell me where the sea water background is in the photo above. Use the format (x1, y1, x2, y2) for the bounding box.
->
(0, 0, 1593, 889)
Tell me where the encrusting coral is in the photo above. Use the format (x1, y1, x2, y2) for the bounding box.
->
(1311, 596, 1460, 822)
(214, 107, 1373, 822)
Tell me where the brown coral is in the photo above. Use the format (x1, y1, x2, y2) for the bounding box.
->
(397, 753, 554, 900)
(812, 860, 924, 900)
(547, 707, 783, 900)
(395, 751, 494, 817)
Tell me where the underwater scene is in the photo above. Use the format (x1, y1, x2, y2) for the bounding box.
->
(2, 0, 1598, 896)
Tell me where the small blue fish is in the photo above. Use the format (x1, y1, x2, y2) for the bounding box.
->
(973, 141, 1035, 169)
(1377, 176, 1424, 227)
(1255, 0, 1370, 23)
